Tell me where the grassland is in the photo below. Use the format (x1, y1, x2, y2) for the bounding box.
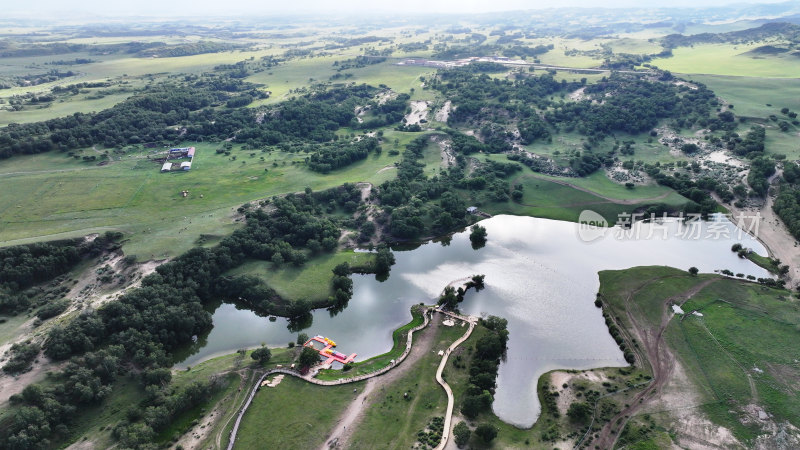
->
(34, 347, 300, 449)
(683, 74, 800, 158)
(247, 58, 436, 106)
(0, 123, 680, 260)
(478, 170, 688, 225)
(0, 91, 134, 126)
(228, 251, 376, 302)
(346, 317, 465, 449)
(522, 130, 687, 166)
(689, 75, 800, 118)
(599, 266, 800, 446)
(650, 43, 800, 78)
(234, 376, 365, 449)
(0, 141, 402, 259)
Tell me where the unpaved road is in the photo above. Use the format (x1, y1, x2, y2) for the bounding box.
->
(320, 316, 441, 449)
(595, 277, 718, 449)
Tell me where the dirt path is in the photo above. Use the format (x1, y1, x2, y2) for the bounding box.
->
(212, 371, 257, 449)
(433, 312, 476, 450)
(431, 135, 455, 168)
(594, 278, 718, 449)
(321, 315, 441, 449)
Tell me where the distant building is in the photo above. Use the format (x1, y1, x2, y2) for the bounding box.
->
(467, 206, 478, 214)
(161, 162, 172, 172)
(180, 162, 192, 171)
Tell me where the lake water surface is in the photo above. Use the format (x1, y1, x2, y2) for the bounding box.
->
(175, 214, 770, 427)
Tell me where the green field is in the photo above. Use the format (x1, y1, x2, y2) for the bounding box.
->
(229, 251, 376, 301)
(599, 266, 800, 445)
(479, 171, 688, 225)
(0, 141, 402, 259)
(346, 317, 464, 449)
(689, 75, 800, 118)
(522, 130, 687, 166)
(234, 376, 365, 449)
(651, 43, 800, 78)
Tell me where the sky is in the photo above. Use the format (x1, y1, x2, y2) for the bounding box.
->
(6, 0, 792, 17)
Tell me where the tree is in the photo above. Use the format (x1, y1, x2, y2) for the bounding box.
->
(567, 401, 592, 423)
(298, 346, 320, 370)
(287, 299, 311, 319)
(469, 224, 487, 249)
(688, 267, 699, 276)
(467, 274, 485, 291)
(374, 244, 396, 275)
(681, 143, 698, 154)
(296, 333, 309, 345)
(453, 421, 471, 447)
(439, 286, 459, 309)
(474, 423, 497, 442)
(251, 347, 271, 365)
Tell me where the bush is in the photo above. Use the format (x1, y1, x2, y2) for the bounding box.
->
(567, 401, 592, 423)
(2, 341, 40, 375)
(474, 423, 498, 442)
(251, 346, 271, 365)
(453, 421, 471, 447)
(36, 298, 70, 320)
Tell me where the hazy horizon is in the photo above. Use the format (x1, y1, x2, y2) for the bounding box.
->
(5, 0, 795, 19)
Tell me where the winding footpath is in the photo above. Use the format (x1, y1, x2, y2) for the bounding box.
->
(433, 311, 477, 450)
(224, 307, 477, 450)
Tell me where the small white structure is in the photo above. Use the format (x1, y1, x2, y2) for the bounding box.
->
(161, 162, 172, 172)
(467, 206, 478, 214)
(180, 161, 192, 171)
(672, 304, 685, 314)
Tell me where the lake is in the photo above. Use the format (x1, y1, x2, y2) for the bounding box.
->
(175, 213, 770, 427)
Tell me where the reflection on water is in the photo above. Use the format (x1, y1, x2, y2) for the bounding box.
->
(175, 214, 770, 427)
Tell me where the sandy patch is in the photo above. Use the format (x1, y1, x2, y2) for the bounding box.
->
(404, 101, 429, 126)
(703, 150, 745, 168)
(0, 347, 61, 405)
(434, 100, 451, 122)
(569, 87, 586, 101)
(724, 175, 800, 287)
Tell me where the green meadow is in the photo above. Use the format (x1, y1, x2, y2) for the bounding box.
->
(234, 376, 365, 450)
(0, 141, 403, 259)
(599, 266, 800, 445)
(229, 250, 376, 302)
(650, 43, 800, 77)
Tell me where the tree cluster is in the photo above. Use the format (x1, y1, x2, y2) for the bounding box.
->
(460, 316, 509, 419)
(307, 137, 379, 173)
(0, 232, 121, 315)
